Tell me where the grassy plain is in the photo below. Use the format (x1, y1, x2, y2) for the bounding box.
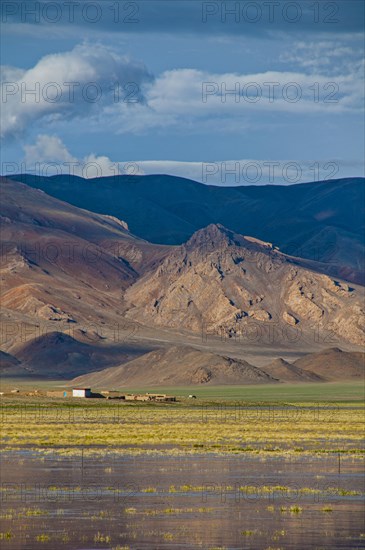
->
(1, 379, 364, 400)
(1, 382, 363, 456)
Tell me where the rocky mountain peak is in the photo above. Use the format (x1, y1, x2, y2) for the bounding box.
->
(184, 223, 235, 251)
(183, 223, 277, 258)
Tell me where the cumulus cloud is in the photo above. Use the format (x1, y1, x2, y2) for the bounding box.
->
(24, 134, 76, 164)
(1, 43, 153, 139)
(23, 134, 126, 178)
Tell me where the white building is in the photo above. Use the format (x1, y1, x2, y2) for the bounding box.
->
(72, 388, 91, 398)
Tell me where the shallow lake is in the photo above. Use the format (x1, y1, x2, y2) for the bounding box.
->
(0, 450, 364, 549)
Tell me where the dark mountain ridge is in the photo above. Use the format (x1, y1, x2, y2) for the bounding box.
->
(7, 174, 364, 284)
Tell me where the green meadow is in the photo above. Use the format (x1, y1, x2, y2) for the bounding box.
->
(105, 381, 364, 402)
(1, 379, 364, 401)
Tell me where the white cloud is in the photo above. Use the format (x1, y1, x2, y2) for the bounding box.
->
(111, 65, 364, 135)
(1, 43, 152, 139)
(24, 134, 76, 164)
(1, 65, 26, 82)
(23, 134, 125, 178)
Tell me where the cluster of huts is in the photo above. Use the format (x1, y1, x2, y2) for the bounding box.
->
(46, 388, 176, 402)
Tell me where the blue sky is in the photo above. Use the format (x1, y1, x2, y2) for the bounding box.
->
(1, 0, 364, 184)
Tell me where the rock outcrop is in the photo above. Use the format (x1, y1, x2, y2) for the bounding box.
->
(126, 224, 364, 346)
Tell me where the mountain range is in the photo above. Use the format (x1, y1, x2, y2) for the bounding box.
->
(0, 176, 364, 384)
(8, 174, 365, 285)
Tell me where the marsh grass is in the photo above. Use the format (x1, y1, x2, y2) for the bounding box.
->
(1, 398, 363, 457)
(289, 505, 302, 514)
(0, 395, 363, 549)
(35, 534, 50, 542)
(24, 508, 49, 517)
(272, 529, 286, 541)
(94, 532, 111, 543)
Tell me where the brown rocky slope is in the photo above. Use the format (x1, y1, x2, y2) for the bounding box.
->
(125, 224, 364, 347)
(0, 178, 168, 350)
(72, 345, 279, 387)
(72, 346, 364, 388)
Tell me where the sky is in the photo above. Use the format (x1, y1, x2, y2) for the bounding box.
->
(1, 0, 364, 185)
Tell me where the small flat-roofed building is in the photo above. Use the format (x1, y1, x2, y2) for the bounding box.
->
(72, 388, 91, 398)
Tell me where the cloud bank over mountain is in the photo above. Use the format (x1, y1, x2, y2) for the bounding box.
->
(19, 134, 364, 185)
